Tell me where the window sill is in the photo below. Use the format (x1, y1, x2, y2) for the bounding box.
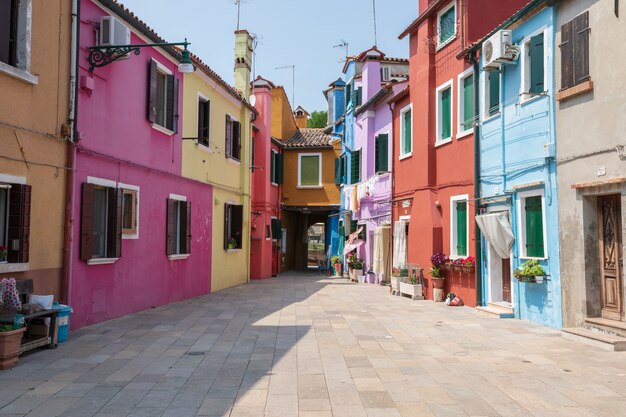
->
(436, 34, 457, 52)
(168, 254, 190, 261)
(0, 262, 29, 274)
(271, 183, 279, 187)
(122, 233, 139, 240)
(196, 142, 213, 154)
(399, 152, 412, 161)
(297, 185, 323, 189)
(457, 129, 473, 140)
(87, 258, 119, 266)
(519, 256, 548, 262)
(0, 62, 38, 85)
(151, 123, 175, 136)
(226, 157, 241, 166)
(556, 80, 594, 102)
(519, 93, 545, 106)
(483, 112, 501, 123)
(226, 248, 242, 253)
(435, 138, 453, 148)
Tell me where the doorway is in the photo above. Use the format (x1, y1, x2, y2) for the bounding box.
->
(307, 223, 326, 269)
(487, 244, 513, 306)
(598, 195, 624, 321)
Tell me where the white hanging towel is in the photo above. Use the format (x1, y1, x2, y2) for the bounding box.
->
(475, 212, 515, 259)
(392, 220, 408, 269)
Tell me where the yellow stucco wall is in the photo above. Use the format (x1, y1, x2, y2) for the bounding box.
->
(281, 148, 340, 207)
(182, 69, 252, 292)
(0, 0, 71, 297)
(271, 87, 297, 141)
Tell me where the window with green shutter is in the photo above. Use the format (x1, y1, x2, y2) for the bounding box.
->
(275, 152, 283, 184)
(525, 196, 544, 258)
(334, 158, 342, 184)
(456, 201, 467, 256)
(375, 134, 388, 173)
(440, 86, 451, 141)
(488, 71, 500, 116)
(341, 155, 347, 183)
(351, 150, 361, 184)
(270, 149, 275, 183)
(299, 154, 321, 187)
(402, 107, 412, 155)
(529, 33, 545, 94)
(438, 4, 456, 45)
(462, 75, 474, 129)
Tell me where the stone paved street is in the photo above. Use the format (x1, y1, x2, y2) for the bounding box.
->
(1, 272, 626, 417)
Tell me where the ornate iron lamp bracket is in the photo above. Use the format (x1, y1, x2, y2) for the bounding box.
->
(87, 41, 190, 72)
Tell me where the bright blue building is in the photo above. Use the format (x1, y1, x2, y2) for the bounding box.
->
(473, 2, 562, 328)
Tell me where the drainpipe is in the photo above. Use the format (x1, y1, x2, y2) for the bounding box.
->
(469, 51, 483, 307)
(61, 0, 80, 305)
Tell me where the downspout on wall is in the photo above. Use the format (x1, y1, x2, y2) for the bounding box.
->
(469, 51, 483, 307)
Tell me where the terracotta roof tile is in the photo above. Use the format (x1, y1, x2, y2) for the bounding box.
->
(284, 128, 333, 149)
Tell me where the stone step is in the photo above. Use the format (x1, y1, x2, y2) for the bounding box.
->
(475, 305, 515, 319)
(562, 327, 626, 351)
(584, 317, 626, 338)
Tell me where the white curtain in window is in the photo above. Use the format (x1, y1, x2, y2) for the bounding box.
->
(392, 221, 407, 269)
(475, 212, 515, 259)
(373, 225, 391, 278)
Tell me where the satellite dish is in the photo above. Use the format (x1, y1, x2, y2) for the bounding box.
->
(249, 94, 257, 106)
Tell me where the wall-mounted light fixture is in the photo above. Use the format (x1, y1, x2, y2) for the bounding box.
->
(87, 39, 195, 73)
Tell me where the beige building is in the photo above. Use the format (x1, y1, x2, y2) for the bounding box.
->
(556, 0, 626, 337)
(0, 0, 72, 299)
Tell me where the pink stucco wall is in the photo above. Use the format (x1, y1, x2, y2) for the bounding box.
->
(70, 0, 213, 328)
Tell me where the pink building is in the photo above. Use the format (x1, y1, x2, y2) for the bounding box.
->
(250, 77, 283, 279)
(69, 0, 213, 328)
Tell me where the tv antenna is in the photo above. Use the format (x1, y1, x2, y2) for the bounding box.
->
(275, 65, 296, 107)
(372, 0, 378, 47)
(233, 0, 251, 30)
(333, 39, 349, 59)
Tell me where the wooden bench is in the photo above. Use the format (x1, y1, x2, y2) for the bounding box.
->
(0, 279, 58, 352)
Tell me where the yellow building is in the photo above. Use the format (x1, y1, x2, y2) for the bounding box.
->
(181, 31, 254, 292)
(0, 0, 71, 299)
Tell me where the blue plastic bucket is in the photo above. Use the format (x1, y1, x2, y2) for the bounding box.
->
(52, 302, 72, 342)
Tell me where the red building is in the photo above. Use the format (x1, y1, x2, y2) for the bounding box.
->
(391, 0, 528, 304)
(250, 77, 283, 279)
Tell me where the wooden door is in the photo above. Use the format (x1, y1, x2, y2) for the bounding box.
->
(502, 258, 511, 303)
(598, 195, 624, 321)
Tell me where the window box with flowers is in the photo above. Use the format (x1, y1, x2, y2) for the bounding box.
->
(514, 259, 547, 283)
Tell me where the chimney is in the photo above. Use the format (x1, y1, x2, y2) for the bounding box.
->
(294, 106, 309, 129)
(234, 30, 253, 99)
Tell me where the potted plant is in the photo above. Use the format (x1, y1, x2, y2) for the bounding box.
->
(462, 256, 476, 273)
(352, 259, 365, 283)
(430, 252, 449, 269)
(331, 255, 343, 277)
(0, 245, 6, 263)
(514, 259, 547, 283)
(399, 269, 424, 300)
(347, 253, 357, 280)
(429, 265, 445, 289)
(227, 238, 237, 250)
(0, 324, 26, 370)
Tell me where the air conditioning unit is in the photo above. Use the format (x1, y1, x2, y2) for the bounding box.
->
(99, 16, 131, 59)
(482, 30, 519, 69)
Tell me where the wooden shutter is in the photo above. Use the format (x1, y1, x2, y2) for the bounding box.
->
(271, 151, 276, 183)
(529, 33, 545, 94)
(463, 75, 473, 127)
(356, 87, 362, 107)
(560, 20, 574, 90)
(403, 109, 411, 154)
(573, 11, 590, 85)
(489, 72, 500, 116)
(376, 134, 388, 173)
(525, 196, 544, 258)
(148, 59, 158, 123)
(166, 198, 175, 256)
(276, 152, 284, 184)
(80, 183, 95, 262)
(335, 158, 341, 184)
(106, 187, 122, 259)
(351, 150, 361, 184)
(166, 75, 179, 132)
(224, 203, 230, 250)
(341, 155, 347, 183)
(456, 201, 467, 256)
(185, 201, 192, 254)
(441, 88, 451, 139)
(225, 115, 232, 158)
(7, 184, 31, 263)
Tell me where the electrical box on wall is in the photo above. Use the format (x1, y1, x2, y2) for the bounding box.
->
(544, 142, 556, 158)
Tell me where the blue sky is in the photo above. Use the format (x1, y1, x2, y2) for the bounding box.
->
(119, 0, 417, 113)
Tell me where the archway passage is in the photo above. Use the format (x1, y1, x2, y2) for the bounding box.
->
(307, 223, 326, 269)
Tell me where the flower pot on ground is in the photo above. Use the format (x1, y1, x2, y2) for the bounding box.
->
(432, 278, 445, 289)
(331, 256, 343, 277)
(399, 275, 424, 300)
(0, 326, 26, 370)
(357, 275, 365, 284)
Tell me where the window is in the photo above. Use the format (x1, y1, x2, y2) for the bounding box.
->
(0, 182, 30, 264)
(121, 188, 138, 238)
(518, 191, 546, 259)
(560, 12, 590, 91)
(351, 150, 361, 184)
(198, 98, 211, 147)
(375, 133, 389, 173)
(166, 197, 191, 257)
(400, 104, 412, 158)
(437, 2, 456, 47)
(224, 203, 243, 250)
(484, 70, 500, 117)
(81, 183, 121, 262)
(148, 60, 178, 133)
(270, 150, 283, 185)
(436, 81, 453, 145)
(450, 196, 468, 258)
(522, 32, 545, 96)
(265, 224, 271, 240)
(458, 70, 474, 137)
(271, 218, 282, 241)
(345, 81, 352, 108)
(0, 0, 35, 83)
(0, 0, 18, 67)
(298, 153, 322, 188)
(225, 115, 242, 161)
(334, 157, 343, 185)
(281, 229, 287, 253)
(356, 87, 362, 107)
